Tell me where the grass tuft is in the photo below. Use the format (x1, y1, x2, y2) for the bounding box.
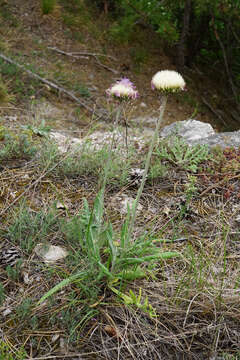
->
(41, 0, 57, 15)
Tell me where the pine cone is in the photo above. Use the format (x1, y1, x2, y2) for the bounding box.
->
(0, 247, 22, 267)
(128, 168, 145, 186)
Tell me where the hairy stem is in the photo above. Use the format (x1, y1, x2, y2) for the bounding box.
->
(128, 95, 168, 242)
(101, 104, 122, 191)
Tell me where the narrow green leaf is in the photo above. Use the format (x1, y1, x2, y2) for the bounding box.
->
(37, 272, 84, 305)
(120, 252, 180, 265)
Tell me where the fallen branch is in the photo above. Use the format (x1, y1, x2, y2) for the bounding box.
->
(0, 52, 108, 120)
(201, 96, 227, 126)
(65, 50, 116, 60)
(47, 46, 89, 59)
(48, 46, 119, 74)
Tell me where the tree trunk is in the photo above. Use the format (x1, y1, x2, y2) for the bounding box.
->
(177, 0, 192, 69)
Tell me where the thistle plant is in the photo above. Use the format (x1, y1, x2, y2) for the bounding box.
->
(38, 190, 179, 306)
(103, 78, 139, 189)
(106, 78, 139, 101)
(128, 70, 186, 241)
(36, 75, 182, 311)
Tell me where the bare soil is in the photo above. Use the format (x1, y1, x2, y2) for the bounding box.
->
(0, 0, 229, 134)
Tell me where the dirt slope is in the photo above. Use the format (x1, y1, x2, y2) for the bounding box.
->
(0, 0, 225, 135)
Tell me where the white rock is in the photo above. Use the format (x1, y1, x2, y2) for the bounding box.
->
(56, 201, 68, 210)
(22, 271, 31, 284)
(51, 334, 60, 343)
(49, 131, 82, 153)
(34, 243, 68, 264)
(112, 194, 143, 215)
(2, 308, 12, 317)
(235, 215, 240, 223)
(49, 128, 149, 155)
(160, 119, 215, 142)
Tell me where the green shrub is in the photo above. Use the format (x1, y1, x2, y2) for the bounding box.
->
(0, 129, 37, 161)
(154, 136, 210, 173)
(0, 341, 27, 360)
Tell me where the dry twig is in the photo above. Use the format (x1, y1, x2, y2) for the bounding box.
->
(0, 52, 108, 120)
(201, 96, 227, 126)
(48, 46, 119, 74)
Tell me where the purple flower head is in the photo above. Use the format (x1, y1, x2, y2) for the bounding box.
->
(119, 78, 134, 87)
(106, 78, 139, 100)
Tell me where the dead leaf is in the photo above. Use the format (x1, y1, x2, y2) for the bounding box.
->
(104, 325, 118, 337)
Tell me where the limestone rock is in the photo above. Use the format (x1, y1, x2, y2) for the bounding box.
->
(159, 119, 215, 142)
(34, 243, 68, 263)
(159, 119, 240, 149)
(111, 193, 143, 215)
(189, 130, 240, 148)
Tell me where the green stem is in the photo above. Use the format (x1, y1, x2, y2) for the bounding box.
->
(128, 95, 168, 242)
(101, 104, 122, 192)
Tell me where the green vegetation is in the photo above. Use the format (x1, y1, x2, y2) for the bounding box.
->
(0, 0, 18, 27)
(41, 0, 57, 15)
(21, 120, 52, 137)
(0, 283, 5, 306)
(59, 0, 91, 28)
(106, 0, 240, 107)
(73, 83, 91, 97)
(0, 127, 37, 162)
(39, 189, 179, 304)
(154, 135, 210, 172)
(0, 59, 43, 100)
(0, 77, 12, 104)
(7, 204, 59, 253)
(36, 137, 134, 186)
(0, 342, 27, 360)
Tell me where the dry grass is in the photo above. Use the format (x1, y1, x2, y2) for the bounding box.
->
(0, 135, 240, 359)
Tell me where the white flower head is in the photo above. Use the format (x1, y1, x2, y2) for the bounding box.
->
(151, 70, 185, 93)
(106, 78, 139, 101)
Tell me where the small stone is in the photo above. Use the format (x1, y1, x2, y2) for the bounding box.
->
(128, 168, 145, 186)
(235, 215, 240, 223)
(51, 334, 60, 343)
(22, 271, 31, 284)
(59, 337, 67, 354)
(2, 308, 12, 317)
(34, 243, 68, 263)
(120, 196, 143, 214)
(56, 201, 68, 210)
(111, 194, 143, 215)
(163, 205, 171, 216)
